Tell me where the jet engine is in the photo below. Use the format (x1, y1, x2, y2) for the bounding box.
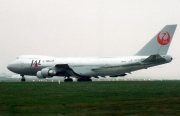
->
(36, 71, 45, 79)
(36, 68, 57, 79)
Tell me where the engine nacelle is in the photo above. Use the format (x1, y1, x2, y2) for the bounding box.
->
(36, 68, 57, 79)
(36, 71, 45, 79)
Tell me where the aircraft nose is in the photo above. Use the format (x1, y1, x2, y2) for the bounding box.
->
(7, 61, 21, 73)
(7, 63, 14, 71)
(7, 64, 10, 70)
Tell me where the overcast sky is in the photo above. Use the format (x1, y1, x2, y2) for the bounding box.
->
(0, 0, 180, 79)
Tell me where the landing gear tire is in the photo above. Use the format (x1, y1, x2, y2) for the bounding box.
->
(77, 77, 92, 82)
(64, 76, 73, 82)
(77, 78, 83, 82)
(64, 78, 73, 82)
(21, 75, 26, 82)
(87, 78, 92, 82)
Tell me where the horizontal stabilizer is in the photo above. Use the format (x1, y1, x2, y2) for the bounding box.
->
(142, 54, 166, 63)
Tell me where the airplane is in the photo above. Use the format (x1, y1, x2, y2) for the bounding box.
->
(7, 25, 177, 82)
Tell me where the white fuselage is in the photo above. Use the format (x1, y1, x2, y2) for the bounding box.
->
(7, 55, 172, 78)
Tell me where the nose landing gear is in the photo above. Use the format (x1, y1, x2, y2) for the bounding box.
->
(21, 75, 26, 82)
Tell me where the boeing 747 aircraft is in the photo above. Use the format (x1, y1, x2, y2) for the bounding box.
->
(7, 25, 177, 82)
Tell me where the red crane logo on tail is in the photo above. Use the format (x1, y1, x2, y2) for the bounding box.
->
(157, 31, 170, 45)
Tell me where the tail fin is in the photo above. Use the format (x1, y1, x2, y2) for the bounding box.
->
(136, 25, 177, 56)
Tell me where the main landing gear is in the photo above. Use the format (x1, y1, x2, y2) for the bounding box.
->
(64, 76, 73, 82)
(21, 75, 26, 82)
(77, 76, 92, 82)
(63, 76, 92, 82)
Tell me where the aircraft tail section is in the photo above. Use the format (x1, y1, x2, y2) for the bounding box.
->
(136, 25, 177, 56)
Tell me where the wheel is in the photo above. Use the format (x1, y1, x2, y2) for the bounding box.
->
(77, 77, 92, 82)
(87, 78, 92, 81)
(20, 75, 26, 82)
(64, 78, 73, 82)
(21, 78, 26, 82)
(77, 78, 83, 82)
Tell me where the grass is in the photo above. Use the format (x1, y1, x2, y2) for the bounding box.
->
(0, 81, 180, 115)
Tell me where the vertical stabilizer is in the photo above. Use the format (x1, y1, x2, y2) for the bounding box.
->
(136, 25, 177, 56)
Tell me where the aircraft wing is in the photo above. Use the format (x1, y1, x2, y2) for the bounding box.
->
(49, 64, 81, 78)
